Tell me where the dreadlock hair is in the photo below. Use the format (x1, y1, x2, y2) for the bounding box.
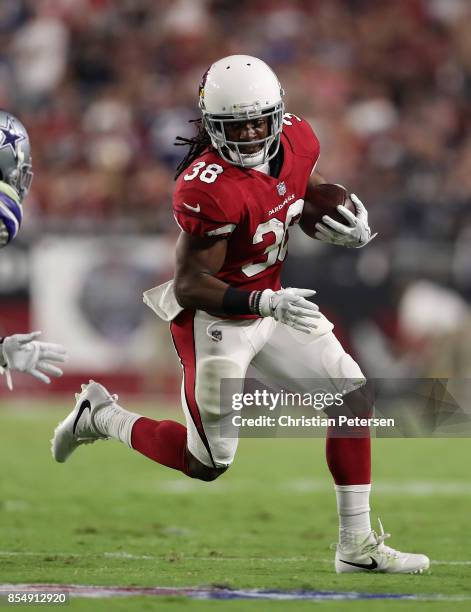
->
(174, 118, 213, 180)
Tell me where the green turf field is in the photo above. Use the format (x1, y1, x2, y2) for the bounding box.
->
(0, 400, 470, 611)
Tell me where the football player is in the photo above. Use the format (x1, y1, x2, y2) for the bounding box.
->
(0, 110, 67, 389)
(51, 57, 428, 574)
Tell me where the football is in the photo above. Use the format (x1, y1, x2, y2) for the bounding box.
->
(299, 183, 355, 239)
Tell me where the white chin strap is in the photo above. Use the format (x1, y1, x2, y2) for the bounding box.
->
(227, 147, 266, 168)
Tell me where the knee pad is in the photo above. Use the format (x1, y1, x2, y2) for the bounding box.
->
(321, 341, 366, 396)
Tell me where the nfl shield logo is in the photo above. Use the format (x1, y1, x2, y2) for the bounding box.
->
(277, 182, 287, 196)
(211, 329, 223, 342)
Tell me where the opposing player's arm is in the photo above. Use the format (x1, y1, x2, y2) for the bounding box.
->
(174, 232, 229, 312)
(0, 181, 23, 248)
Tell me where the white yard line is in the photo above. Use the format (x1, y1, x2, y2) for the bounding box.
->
(432, 560, 471, 566)
(286, 479, 471, 495)
(1, 550, 470, 565)
(153, 479, 471, 495)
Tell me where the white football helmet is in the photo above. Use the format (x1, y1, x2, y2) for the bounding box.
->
(199, 55, 284, 168)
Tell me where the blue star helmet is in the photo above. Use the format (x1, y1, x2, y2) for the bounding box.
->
(0, 110, 33, 200)
(0, 110, 33, 247)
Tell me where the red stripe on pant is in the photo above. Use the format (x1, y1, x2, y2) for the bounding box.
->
(170, 310, 216, 468)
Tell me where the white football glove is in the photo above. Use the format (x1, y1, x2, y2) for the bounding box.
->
(0, 331, 67, 389)
(258, 288, 321, 334)
(314, 193, 377, 248)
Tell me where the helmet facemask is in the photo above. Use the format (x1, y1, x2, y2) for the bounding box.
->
(6, 150, 34, 200)
(201, 100, 284, 168)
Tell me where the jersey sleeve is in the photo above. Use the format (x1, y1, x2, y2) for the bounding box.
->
(282, 114, 320, 173)
(173, 181, 240, 239)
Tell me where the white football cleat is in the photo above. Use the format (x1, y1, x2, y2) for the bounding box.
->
(51, 380, 117, 463)
(335, 519, 430, 574)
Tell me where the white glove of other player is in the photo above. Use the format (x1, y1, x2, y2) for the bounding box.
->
(1, 331, 67, 388)
(315, 193, 377, 248)
(258, 288, 320, 334)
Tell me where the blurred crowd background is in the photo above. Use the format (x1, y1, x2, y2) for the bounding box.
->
(1, 0, 471, 394)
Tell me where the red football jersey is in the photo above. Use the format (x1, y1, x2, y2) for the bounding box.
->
(173, 113, 320, 300)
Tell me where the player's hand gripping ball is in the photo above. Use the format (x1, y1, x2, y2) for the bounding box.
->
(299, 184, 354, 239)
(0, 181, 23, 248)
(300, 184, 375, 248)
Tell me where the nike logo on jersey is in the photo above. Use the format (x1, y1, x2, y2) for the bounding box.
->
(183, 203, 201, 213)
(339, 557, 378, 570)
(73, 400, 91, 435)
